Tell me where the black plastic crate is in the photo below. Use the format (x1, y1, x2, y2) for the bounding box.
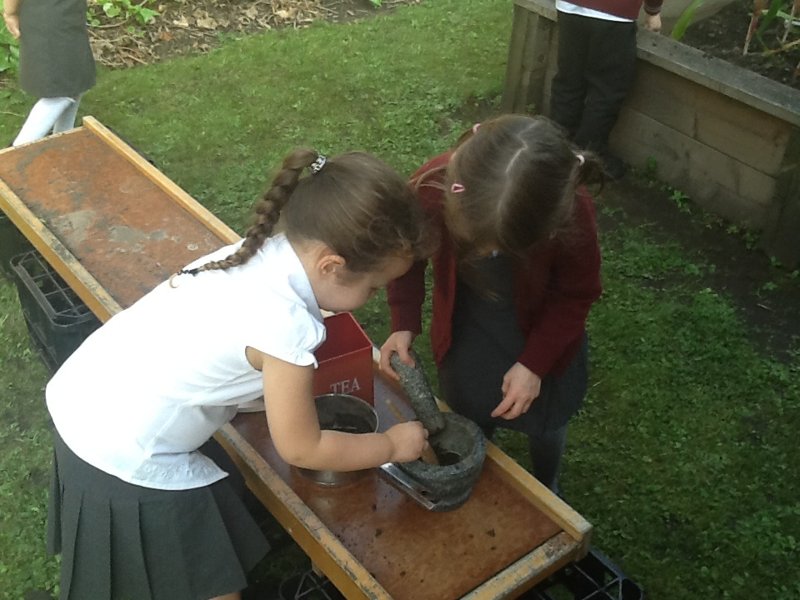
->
(278, 569, 344, 600)
(523, 547, 644, 600)
(10, 250, 101, 371)
(0, 211, 34, 279)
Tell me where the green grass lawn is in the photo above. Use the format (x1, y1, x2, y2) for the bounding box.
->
(1, 1, 799, 598)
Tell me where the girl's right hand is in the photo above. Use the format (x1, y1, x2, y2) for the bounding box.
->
(384, 420, 428, 463)
(379, 330, 415, 379)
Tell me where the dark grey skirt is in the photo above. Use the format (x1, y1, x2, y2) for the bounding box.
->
(19, 0, 96, 98)
(48, 430, 269, 600)
(439, 255, 588, 438)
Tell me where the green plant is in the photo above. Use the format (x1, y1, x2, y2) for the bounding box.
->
(0, 30, 17, 74)
(744, 0, 800, 78)
(669, 187, 692, 212)
(88, 0, 159, 26)
(670, 0, 706, 40)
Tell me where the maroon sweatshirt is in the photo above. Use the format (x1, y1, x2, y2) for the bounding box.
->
(561, 0, 664, 20)
(387, 152, 603, 378)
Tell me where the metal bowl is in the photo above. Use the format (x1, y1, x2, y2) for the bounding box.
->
(295, 393, 379, 486)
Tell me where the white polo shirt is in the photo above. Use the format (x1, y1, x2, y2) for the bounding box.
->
(46, 233, 325, 490)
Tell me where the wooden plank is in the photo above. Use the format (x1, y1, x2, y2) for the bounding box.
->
(623, 64, 698, 138)
(628, 63, 793, 173)
(0, 125, 229, 308)
(763, 127, 800, 267)
(0, 176, 122, 321)
(693, 85, 791, 175)
(612, 108, 774, 227)
(514, 0, 557, 20)
(82, 117, 240, 244)
(485, 444, 591, 549)
(226, 363, 587, 600)
(502, 3, 533, 113)
(502, 6, 555, 114)
(216, 424, 392, 600)
(463, 532, 578, 599)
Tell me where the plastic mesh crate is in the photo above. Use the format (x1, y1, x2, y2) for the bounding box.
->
(0, 211, 34, 278)
(523, 547, 644, 600)
(278, 568, 344, 600)
(11, 250, 101, 371)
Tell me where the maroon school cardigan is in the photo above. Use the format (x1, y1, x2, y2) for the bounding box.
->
(561, 0, 663, 20)
(387, 152, 602, 378)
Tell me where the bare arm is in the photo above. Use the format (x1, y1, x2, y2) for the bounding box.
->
(3, 0, 21, 38)
(258, 351, 427, 470)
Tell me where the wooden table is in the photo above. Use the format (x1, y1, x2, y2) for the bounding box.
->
(0, 118, 592, 599)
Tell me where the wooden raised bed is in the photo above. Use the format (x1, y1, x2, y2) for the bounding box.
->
(501, 0, 800, 267)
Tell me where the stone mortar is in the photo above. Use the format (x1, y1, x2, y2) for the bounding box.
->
(396, 412, 486, 511)
(390, 351, 487, 510)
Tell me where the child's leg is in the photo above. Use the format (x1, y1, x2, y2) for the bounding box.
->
(52, 95, 82, 133)
(549, 11, 592, 135)
(571, 19, 637, 154)
(528, 424, 568, 494)
(13, 97, 76, 146)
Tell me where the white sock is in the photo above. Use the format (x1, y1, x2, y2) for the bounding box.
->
(13, 97, 77, 146)
(53, 95, 82, 134)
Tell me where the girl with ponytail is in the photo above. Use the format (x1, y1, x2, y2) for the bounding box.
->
(380, 114, 603, 495)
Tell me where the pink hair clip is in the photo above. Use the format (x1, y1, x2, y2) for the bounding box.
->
(472, 123, 481, 134)
(451, 183, 465, 193)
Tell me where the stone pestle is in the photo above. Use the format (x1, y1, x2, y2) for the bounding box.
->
(389, 351, 487, 511)
(390, 350, 446, 435)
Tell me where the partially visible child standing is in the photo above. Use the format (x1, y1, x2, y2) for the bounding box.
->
(380, 115, 603, 493)
(549, 0, 663, 180)
(45, 149, 432, 600)
(3, 0, 96, 146)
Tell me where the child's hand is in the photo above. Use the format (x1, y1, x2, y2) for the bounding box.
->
(491, 362, 542, 420)
(643, 13, 662, 33)
(384, 420, 428, 463)
(379, 331, 415, 379)
(3, 12, 20, 38)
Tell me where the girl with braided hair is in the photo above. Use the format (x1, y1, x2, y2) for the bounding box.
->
(44, 149, 433, 600)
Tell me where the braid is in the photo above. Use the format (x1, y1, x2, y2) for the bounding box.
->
(169, 149, 319, 284)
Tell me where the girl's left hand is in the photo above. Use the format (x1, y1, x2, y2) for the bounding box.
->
(3, 13, 20, 39)
(491, 362, 541, 420)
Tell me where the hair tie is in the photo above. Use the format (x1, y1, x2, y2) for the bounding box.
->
(168, 267, 198, 288)
(472, 123, 481, 134)
(575, 153, 585, 166)
(310, 154, 327, 174)
(450, 183, 465, 193)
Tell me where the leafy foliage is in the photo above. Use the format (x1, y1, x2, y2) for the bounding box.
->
(87, 0, 159, 27)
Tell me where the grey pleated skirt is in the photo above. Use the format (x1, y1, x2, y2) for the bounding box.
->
(439, 255, 588, 437)
(47, 430, 269, 600)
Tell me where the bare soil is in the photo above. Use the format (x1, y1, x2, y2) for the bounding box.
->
(680, 0, 800, 89)
(88, 0, 419, 68)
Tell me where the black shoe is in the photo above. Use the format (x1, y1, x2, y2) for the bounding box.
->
(601, 153, 628, 181)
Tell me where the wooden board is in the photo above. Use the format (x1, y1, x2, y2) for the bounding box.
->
(0, 119, 592, 599)
(224, 370, 573, 600)
(0, 117, 235, 319)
